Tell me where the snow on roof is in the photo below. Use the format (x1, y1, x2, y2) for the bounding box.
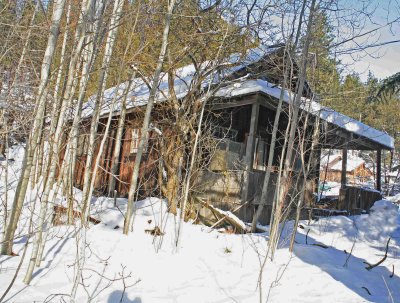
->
(81, 63, 204, 118)
(215, 79, 395, 149)
(329, 156, 365, 172)
(320, 152, 341, 167)
(81, 46, 273, 118)
(81, 46, 394, 150)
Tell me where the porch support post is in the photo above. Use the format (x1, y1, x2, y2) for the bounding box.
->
(242, 102, 259, 202)
(376, 149, 382, 191)
(341, 147, 347, 189)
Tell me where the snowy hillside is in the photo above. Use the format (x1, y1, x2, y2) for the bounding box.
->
(0, 146, 399, 303)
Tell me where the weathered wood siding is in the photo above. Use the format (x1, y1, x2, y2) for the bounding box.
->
(338, 186, 382, 213)
(196, 169, 316, 225)
(72, 113, 160, 198)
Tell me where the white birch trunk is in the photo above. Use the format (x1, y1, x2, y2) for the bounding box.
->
(23, 0, 99, 283)
(289, 113, 320, 251)
(175, 100, 206, 251)
(71, 0, 125, 299)
(49, 0, 72, 139)
(1, 0, 66, 256)
(1, 111, 9, 238)
(250, 50, 290, 232)
(268, 0, 317, 259)
(108, 74, 136, 198)
(123, 0, 177, 235)
(79, 0, 120, 218)
(7, 0, 40, 98)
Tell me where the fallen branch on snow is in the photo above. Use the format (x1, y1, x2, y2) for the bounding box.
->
(312, 243, 329, 249)
(364, 238, 391, 271)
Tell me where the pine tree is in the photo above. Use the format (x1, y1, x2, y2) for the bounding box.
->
(305, 10, 341, 104)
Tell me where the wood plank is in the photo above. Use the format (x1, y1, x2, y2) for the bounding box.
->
(211, 98, 256, 110)
(377, 149, 382, 191)
(341, 148, 347, 189)
(241, 102, 259, 202)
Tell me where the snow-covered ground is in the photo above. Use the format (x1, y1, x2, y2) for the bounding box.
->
(1, 146, 400, 303)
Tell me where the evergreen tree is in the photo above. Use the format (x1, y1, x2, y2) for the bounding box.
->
(305, 10, 341, 104)
(377, 71, 400, 97)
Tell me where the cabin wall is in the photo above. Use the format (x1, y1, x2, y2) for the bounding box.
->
(116, 125, 159, 197)
(72, 125, 115, 193)
(196, 168, 316, 225)
(72, 112, 160, 198)
(196, 170, 275, 224)
(338, 186, 382, 213)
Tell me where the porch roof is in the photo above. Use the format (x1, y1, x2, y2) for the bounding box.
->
(214, 79, 394, 150)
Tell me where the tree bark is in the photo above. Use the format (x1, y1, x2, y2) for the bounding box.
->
(107, 73, 136, 198)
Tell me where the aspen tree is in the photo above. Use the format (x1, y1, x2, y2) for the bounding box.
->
(107, 3, 144, 197)
(1, 0, 66, 256)
(289, 112, 320, 251)
(250, 46, 291, 232)
(71, 0, 126, 299)
(123, 0, 177, 235)
(1, 111, 9, 238)
(24, 0, 104, 284)
(268, 0, 317, 259)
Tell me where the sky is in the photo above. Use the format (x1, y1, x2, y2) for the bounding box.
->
(339, 0, 400, 81)
(257, 0, 400, 82)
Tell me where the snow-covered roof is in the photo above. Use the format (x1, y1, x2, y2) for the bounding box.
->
(81, 46, 394, 150)
(81, 46, 271, 118)
(319, 150, 371, 172)
(215, 79, 394, 149)
(82, 63, 203, 118)
(320, 152, 341, 167)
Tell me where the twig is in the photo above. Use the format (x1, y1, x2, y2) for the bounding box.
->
(343, 241, 355, 267)
(312, 243, 329, 249)
(364, 238, 391, 270)
(390, 265, 394, 278)
(0, 239, 29, 302)
(305, 229, 310, 245)
(361, 286, 371, 295)
(43, 294, 70, 303)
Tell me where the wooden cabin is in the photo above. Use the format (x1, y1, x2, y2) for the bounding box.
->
(320, 154, 373, 184)
(71, 47, 395, 225)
